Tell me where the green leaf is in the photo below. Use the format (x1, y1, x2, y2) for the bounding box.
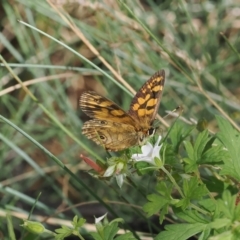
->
(200, 144, 227, 164)
(202, 177, 224, 194)
(90, 222, 119, 240)
(198, 198, 217, 213)
(162, 143, 177, 166)
(143, 182, 172, 222)
(7, 214, 16, 240)
(217, 190, 237, 220)
(155, 223, 206, 240)
(55, 226, 72, 240)
(216, 116, 240, 181)
(103, 222, 119, 240)
(184, 177, 207, 199)
(72, 216, 86, 228)
(183, 156, 198, 173)
(183, 139, 198, 172)
(208, 218, 231, 229)
(90, 232, 103, 240)
(176, 177, 208, 209)
(183, 141, 194, 160)
(143, 194, 169, 216)
(193, 130, 209, 161)
(184, 130, 225, 172)
(143, 182, 172, 218)
(198, 228, 211, 240)
(160, 204, 169, 224)
(176, 210, 208, 224)
(135, 161, 154, 175)
(208, 231, 233, 240)
(168, 121, 195, 152)
(156, 181, 172, 197)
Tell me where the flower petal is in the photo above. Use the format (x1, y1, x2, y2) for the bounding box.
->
(155, 136, 162, 147)
(116, 174, 124, 188)
(141, 142, 153, 155)
(103, 165, 115, 177)
(95, 213, 108, 224)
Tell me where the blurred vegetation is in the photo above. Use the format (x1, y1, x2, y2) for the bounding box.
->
(0, 0, 240, 239)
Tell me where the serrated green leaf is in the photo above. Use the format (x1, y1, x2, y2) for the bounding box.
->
(176, 177, 207, 209)
(216, 190, 240, 222)
(208, 218, 231, 229)
(198, 198, 216, 213)
(177, 210, 208, 224)
(216, 116, 240, 181)
(198, 228, 211, 240)
(175, 197, 190, 209)
(200, 144, 227, 164)
(162, 143, 177, 166)
(72, 216, 86, 228)
(194, 130, 209, 161)
(183, 141, 194, 160)
(55, 227, 72, 240)
(184, 158, 198, 173)
(210, 231, 233, 240)
(109, 218, 124, 225)
(103, 222, 119, 240)
(156, 182, 172, 197)
(184, 177, 207, 199)
(90, 232, 103, 240)
(155, 223, 206, 240)
(234, 204, 240, 221)
(202, 177, 224, 195)
(143, 194, 169, 216)
(160, 204, 169, 224)
(168, 121, 195, 152)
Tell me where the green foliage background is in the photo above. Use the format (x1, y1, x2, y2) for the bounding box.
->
(0, 0, 240, 239)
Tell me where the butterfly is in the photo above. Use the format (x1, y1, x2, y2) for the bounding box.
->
(79, 70, 165, 151)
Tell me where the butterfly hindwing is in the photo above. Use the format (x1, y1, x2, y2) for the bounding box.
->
(82, 119, 138, 151)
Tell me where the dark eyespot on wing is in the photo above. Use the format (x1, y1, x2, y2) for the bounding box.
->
(81, 119, 138, 151)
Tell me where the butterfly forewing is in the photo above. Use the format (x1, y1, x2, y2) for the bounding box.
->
(79, 91, 137, 126)
(128, 70, 165, 126)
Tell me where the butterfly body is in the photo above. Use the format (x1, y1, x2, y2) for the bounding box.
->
(79, 70, 165, 151)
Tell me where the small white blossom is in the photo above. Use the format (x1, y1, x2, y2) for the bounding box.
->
(103, 165, 115, 177)
(95, 213, 108, 224)
(115, 173, 126, 188)
(103, 161, 126, 188)
(132, 136, 162, 166)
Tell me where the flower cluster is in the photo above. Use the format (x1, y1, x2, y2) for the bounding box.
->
(81, 136, 163, 188)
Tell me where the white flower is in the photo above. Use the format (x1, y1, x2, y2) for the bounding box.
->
(132, 136, 162, 166)
(103, 165, 115, 177)
(95, 213, 108, 224)
(103, 161, 126, 188)
(115, 173, 126, 188)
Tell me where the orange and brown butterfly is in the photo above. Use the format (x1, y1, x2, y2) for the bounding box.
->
(79, 70, 165, 151)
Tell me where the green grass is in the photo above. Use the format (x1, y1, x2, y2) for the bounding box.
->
(0, 0, 240, 239)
